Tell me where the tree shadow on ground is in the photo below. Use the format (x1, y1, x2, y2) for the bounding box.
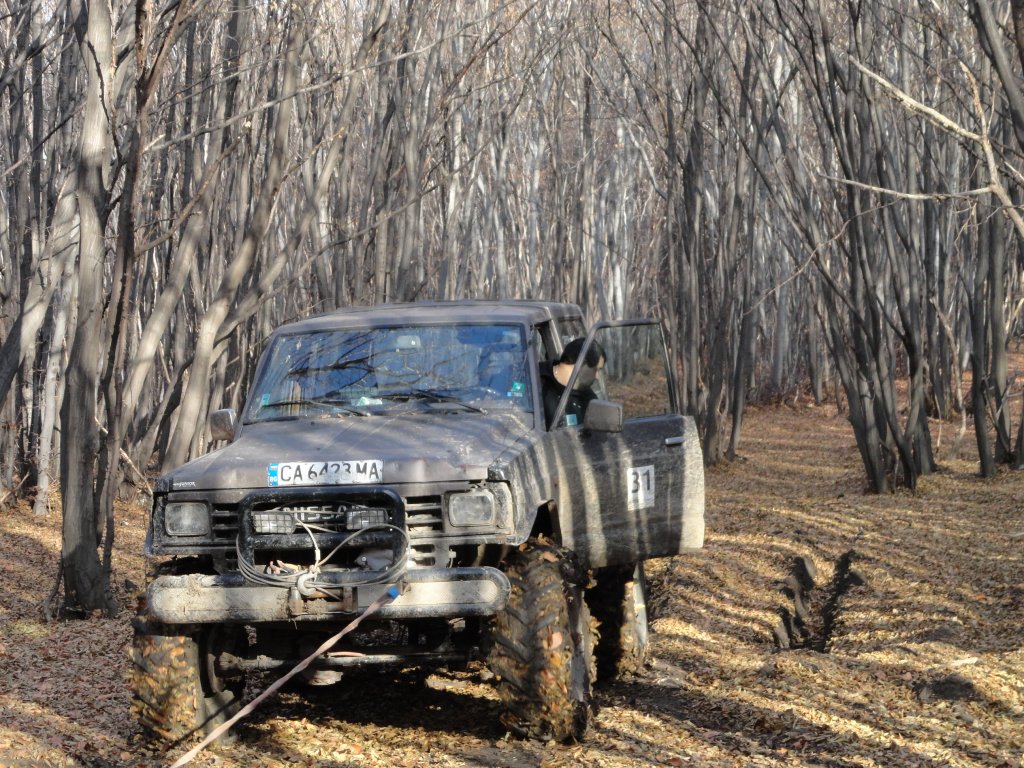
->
(598, 668, 962, 768)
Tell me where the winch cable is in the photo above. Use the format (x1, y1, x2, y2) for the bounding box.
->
(295, 517, 323, 567)
(311, 522, 411, 587)
(170, 584, 402, 768)
(235, 522, 411, 591)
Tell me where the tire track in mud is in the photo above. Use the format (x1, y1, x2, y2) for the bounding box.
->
(774, 550, 866, 653)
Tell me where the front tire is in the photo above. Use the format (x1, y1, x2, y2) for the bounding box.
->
(130, 621, 244, 743)
(488, 541, 596, 742)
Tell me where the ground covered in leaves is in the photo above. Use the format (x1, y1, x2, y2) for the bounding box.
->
(1, 404, 1022, 767)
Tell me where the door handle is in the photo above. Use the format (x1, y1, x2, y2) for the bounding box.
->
(664, 436, 684, 447)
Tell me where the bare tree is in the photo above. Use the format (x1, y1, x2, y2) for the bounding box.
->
(60, 0, 119, 614)
(6, 0, 1024, 579)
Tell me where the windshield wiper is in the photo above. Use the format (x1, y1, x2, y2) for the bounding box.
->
(259, 397, 369, 416)
(376, 389, 484, 413)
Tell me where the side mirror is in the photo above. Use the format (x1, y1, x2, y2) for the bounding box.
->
(583, 399, 623, 433)
(209, 409, 237, 442)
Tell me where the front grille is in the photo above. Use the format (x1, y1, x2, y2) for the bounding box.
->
(161, 488, 456, 570)
(212, 502, 399, 543)
(248, 502, 391, 535)
(211, 506, 240, 544)
(237, 487, 405, 572)
(406, 495, 443, 567)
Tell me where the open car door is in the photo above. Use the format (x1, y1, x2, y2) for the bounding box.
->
(548, 320, 704, 568)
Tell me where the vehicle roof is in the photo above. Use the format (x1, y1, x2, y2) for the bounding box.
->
(272, 300, 585, 335)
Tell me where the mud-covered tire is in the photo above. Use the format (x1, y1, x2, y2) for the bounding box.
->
(130, 621, 243, 743)
(587, 562, 649, 680)
(488, 541, 596, 742)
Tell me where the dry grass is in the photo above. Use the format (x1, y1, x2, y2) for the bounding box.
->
(0, 404, 1022, 767)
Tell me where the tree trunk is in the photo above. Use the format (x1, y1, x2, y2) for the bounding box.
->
(60, 0, 118, 616)
(32, 258, 75, 515)
(972, 198, 996, 478)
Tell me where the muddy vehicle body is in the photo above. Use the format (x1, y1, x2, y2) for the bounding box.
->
(132, 300, 704, 743)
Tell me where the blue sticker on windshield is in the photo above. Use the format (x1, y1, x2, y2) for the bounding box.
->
(510, 381, 525, 397)
(260, 393, 271, 406)
(565, 414, 578, 426)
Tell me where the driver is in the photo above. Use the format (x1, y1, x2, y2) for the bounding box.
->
(539, 337, 605, 427)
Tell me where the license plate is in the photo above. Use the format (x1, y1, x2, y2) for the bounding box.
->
(268, 460, 383, 487)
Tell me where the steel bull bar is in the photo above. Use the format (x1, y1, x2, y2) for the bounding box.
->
(145, 566, 510, 623)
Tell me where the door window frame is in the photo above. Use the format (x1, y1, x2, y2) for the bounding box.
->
(550, 319, 678, 429)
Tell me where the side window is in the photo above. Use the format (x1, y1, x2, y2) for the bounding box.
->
(558, 318, 586, 350)
(533, 326, 553, 363)
(591, 323, 673, 420)
(534, 317, 585, 363)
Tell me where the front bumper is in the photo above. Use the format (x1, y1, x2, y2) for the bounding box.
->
(144, 566, 510, 624)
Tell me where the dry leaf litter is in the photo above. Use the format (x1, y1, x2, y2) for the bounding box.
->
(0, 403, 1021, 767)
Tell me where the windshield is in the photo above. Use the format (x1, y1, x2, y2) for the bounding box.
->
(244, 324, 533, 422)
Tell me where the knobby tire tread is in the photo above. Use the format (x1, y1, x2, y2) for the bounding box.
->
(130, 623, 204, 743)
(489, 541, 595, 742)
(130, 621, 242, 744)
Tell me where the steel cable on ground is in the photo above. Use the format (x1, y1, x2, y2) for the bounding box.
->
(169, 584, 402, 768)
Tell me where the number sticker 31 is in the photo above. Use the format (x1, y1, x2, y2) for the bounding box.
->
(627, 465, 655, 510)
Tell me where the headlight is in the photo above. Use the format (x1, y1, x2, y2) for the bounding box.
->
(447, 491, 496, 527)
(164, 501, 211, 536)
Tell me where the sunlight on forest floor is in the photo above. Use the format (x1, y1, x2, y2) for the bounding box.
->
(0, 403, 1022, 767)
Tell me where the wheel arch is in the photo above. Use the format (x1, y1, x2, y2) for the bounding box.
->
(528, 499, 563, 544)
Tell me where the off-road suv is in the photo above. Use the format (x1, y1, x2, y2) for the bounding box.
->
(131, 300, 704, 743)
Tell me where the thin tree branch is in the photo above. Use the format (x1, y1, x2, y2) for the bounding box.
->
(848, 56, 982, 143)
(820, 174, 993, 201)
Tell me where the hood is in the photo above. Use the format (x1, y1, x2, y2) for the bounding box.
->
(162, 410, 533, 492)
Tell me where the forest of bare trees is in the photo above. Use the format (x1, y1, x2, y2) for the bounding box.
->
(1, 0, 1023, 613)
